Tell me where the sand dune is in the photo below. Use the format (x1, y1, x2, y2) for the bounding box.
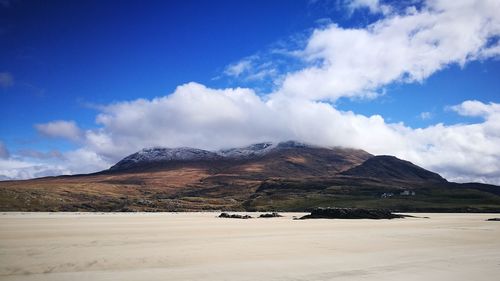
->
(1, 212, 499, 281)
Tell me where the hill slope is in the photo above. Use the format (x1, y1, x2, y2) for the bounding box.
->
(0, 141, 499, 212)
(341, 155, 447, 183)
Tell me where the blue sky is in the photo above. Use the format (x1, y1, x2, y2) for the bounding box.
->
(1, 0, 500, 183)
(1, 0, 347, 150)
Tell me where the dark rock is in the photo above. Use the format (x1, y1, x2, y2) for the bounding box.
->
(259, 212, 282, 218)
(486, 218, 500, 221)
(218, 212, 252, 219)
(299, 207, 406, 220)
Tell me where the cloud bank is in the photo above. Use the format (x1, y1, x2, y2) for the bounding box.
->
(2, 0, 500, 184)
(72, 84, 500, 184)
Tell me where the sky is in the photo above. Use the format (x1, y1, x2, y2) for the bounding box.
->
(1, 0, 500, 184)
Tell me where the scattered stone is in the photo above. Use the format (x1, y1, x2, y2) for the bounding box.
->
(299, 207, 406, 220)
(486, 218, 500, 221)
(259, 212, 282, 218)
(218, 213, 252, 219)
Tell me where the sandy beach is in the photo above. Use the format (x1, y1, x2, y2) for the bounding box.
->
(1, 212, 499, 281)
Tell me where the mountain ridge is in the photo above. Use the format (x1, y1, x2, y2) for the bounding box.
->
(108, 141, 369, 173)
(1, 141, 499, 212)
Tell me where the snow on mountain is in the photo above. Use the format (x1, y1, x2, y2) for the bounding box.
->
(109, 147, 221, 170)
(218, 142, 275, 158)
(109, 141, 320, 171)
(274, 140, 313, 149)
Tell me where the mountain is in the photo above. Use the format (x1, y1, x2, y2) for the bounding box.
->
(341, 155, 447, 183)
(218, 142, 275, 158)
(107, 141, 373, 178)
(0, 141, 499, 212)
(109, 147, 222, 171)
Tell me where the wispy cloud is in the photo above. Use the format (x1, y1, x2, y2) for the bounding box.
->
(17, 149, 64, 160)
(224, 57, 254, 77)
(419, 111, 432, 120)
(223, 55, 282, 83)
(35, 120, 83, 142)
(0, 0, 14, 8)
(0, 141, 9, 159)
(0, 72, 14, 88)
(346, 0, 392, 15)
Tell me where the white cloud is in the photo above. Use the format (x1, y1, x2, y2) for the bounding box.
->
(0, 72, 14, 88)
(63, 148, 111, 174)
(87, 82, 284, 160)
(419, 111, 432, 120)
(0, 157, 71, 180)
(224, 58, 253, 77)
(276, 0, 500, 101)
(35, 120, 82, 141)
(0, 145, 109, 181)
(346, 0, 392, 15)
(450, 100, 500, 118)
(223, 56, 280, 82)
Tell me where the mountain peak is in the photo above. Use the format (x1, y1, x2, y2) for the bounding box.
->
(109, 147, 221, 171)
(108, 141, 367, 172)
(218, 142, 275, 158)
(341, 155, 447, 182)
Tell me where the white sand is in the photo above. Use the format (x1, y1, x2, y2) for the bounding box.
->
(1, 212, 499, 281)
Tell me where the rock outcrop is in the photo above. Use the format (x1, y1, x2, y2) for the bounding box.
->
(218, 213, 252, 219)
(259, 212, 282, 218)
(299, 207, 406, 220)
